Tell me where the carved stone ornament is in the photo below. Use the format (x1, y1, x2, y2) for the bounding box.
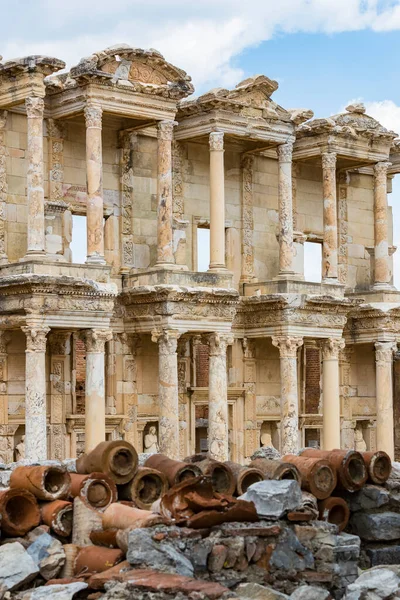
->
(84, 104, 102, 128)
(277, 142, 293, 163)
(0, 111, 7, 130)
(321, 152, 337, 170)
(157, 120, 176, 141)
(207, 332, 234, 356)
(151, 329, 180, 355)
(374, 161, 391, 178)
(272, 336, 303, 358)
(22, 326, 50, 352)
(83, 329, 113, 353)
(48, 332, 71, 356)
(0, 331, 10, 354)
(209, 131, 224, 152)
(47, 118, 65, 139)
(242, 337, 255, 359)
(322, 337, 346, 360)
(25, 97, 45, 119)
(375, 341, 397, 363)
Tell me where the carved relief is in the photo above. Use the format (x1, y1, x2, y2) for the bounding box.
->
(25, 97, 44, 119)
(172, 141, 184, 219)
(47, 119, 65, 201)
(209, 131, 224, 152)
(241, 154, 255, 281)
(120, 131, 137, 268)
(322, 338, 346, 360)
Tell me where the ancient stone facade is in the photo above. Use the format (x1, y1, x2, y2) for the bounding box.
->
(0, 46, 399, 462)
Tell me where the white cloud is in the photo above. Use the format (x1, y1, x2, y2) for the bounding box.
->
(2, 0, 400, 91)
(364, 100, 400, 136)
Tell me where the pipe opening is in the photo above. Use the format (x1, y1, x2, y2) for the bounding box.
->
(58, 506, 73, 536)
(177, 467, 199, 483)
(110, 449, 135, 476)
(348, 457, 366, 483)
(44, 470, 69, 495)
(372, 456, 390, 481)
(137, 474, 163, 504)
(6, 495, 36, 530)
(87, 481, 110, 508)
(211, 467, 230, 493)
(315, 466, 334, 492)
(241, 472, 262, 492)
(327, 504, 346, 526)
(280, 470, 297, 480)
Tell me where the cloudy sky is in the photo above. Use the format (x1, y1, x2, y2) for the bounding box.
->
(2, 0, 400, 279)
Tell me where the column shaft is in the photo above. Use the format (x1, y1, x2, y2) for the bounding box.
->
(156, 121, 175, 267)
(374, 162, 391, 288)
(152, 329, 180, 458)
(272, 336, 303, 455)
(84, 104, 105, 264)
(240, 155, 255, 282)
(375, 342, 395, 458)
(322, 338, 345, 450)
(207, 333, 232, 461)
(25, 97, 46, 256)
(83, 330, 112, 452)
(22, 326, 50, 460)
(209, 132, 226, 271)
(322, 152, 338, 281)
(277, 143, 295, 276)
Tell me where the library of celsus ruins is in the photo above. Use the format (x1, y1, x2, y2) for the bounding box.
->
(0, 43, 399, 465)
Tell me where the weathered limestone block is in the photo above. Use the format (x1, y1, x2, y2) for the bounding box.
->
(344, 567, 399, 599)
(237, 582, 289, 599)
(350, 512, 400, 542)
(0, 541, 39, 592)
(239, 480, 302, 519)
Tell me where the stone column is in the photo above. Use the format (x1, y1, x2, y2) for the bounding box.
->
(25, 97, 46, 258)
(209, 132, 226, 271)
(22, 326, 50, 461)
(119, 333, 140, 448)
(240, 155, 255, 283)
(84, 103, 105, 264)
(277, 142, 295, 276)
(321, 152, 338, 282)
(156, 121, 176, 268)
(339, 346, 355, 450)
(322, 338, 345, 450)
(373, 162, 392, 289)
(82, 330, 112, 452)
(375, 341, 396, 458)
(0, 111, 8, 263)
(272, 336, 303, 455)
(151, 329, 180, 458)
(207, 333, 233, 461)
(242, 338, 258, 458)
(48, 332, 71, 460)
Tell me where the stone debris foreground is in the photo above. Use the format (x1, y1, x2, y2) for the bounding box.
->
(0, 440, 400, 599)
(0, 45, 400, 467)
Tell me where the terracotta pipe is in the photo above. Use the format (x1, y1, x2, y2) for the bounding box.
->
(282, 455, 337, 500)
(118, 467, 168, 510)
(249, 458, 301, 483)
(145, 454, 202, 487)
(40, 499, 73, 537)
(195, 459, 235, 495)
(10, 465, 71, 501)
(300, 449, 367, 492)
(60, 545, 80, 579)
(102, 502, 169, 530)
(318, 497, 350, 532)
(76, 440, 138, 484)
(72, 496, 103, 547)
(0, 488, 40, 536)
(224, 461, 264, 495)
(361, 450, 392, 485)
(70, 472, 117, 511)
(90, 528, 119, 548)
(74, 546, 124, 577)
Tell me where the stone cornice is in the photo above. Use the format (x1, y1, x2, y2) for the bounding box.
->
(0, 274, 117, 298)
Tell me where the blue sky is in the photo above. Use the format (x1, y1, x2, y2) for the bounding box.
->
(2, 0, 400, 279)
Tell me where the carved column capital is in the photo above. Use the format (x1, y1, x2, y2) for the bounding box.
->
(83, 329, 113, 353)
(322, 338, 346, 360)
(272, 336, 303, 358)
(22, 326, 50, 352)
(374, 161, 391, 178)
(157, 120, 177, 141)
(209, 131, 224, 152)
(25, 97, 44, 119)
(151, 329, 180, 354)
(119, 332, 141, 356)
(277, 141, 293, 163)
(375, 341, 396, 363)
(241, 153, 255, 170)
(84, 103, 102, 129)
(206, 332, 234, 356)
(321, 151, 337, 170)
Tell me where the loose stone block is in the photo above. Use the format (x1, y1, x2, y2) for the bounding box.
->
(239, 480, 302, 519)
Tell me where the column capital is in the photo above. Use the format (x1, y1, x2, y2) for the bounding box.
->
(321, 151, 337, 170)
(322, 337, 345, 360)
(25, 97, 44, 119)
(151, 329, 180, 354)
(272, 336, 303, 358)
(84, 103, 102, 128)
(209, 131, 224, 152)
(46, 118, 65, 139)
(157, 120, 177, 141)
(375, 341, 397, 363)
(0, 331, 11, 354)
(83, 329, 113, 353)
(339, 345, 354, 363)
(0, 110, 7, 129)
(374, 161, 391, 177)
(277, 141, 293, 163)
(22, 326, 50, 352)
(241, 153, 255, 170)
(119, 332, 141, 355)
(242, 337, 256, 359)
(206, 332, 234, 356)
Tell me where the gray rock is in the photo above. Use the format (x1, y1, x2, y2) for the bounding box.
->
(350, 512, 400, 541)
(236, 582, 289, 599)
(138, 453, 154, 466)
(250, 446, 281, 461)
(270, 528, 314, 571)
(0, 469, 11, 487)
(290, 586, 330, 600)
(345, 567, 399, 599)
(126, 528, 194, 577)
(367, 546, 400, 566)
(19, 582, 88, 599)
(238, 480, 302, 519)
(346, 485, 390, 512)
(0, 542, 39, 593)
(26, 533, 65, 580)
(62, 459, 77, 473)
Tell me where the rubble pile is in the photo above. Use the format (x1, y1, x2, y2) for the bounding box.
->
(0, 443, 398, 599)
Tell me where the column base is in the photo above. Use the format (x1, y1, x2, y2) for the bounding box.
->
(274, 271, 301, 281)
(322, 277, 340, 285)
(208, 263, 227, 273)
(154, 262, 188, 271)
(20, 250, 47, 262)
(86, 255, 106, 266)
(371, 282, 396, 291)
